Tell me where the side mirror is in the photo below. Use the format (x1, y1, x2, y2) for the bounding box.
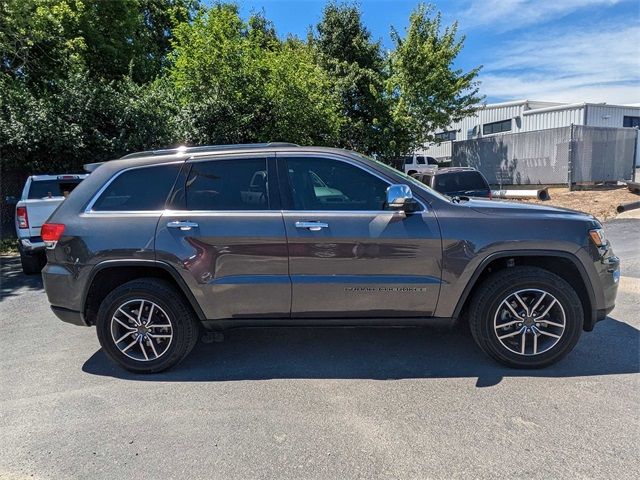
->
(386, 184, 418, 212)
(5, 196, 17, 206)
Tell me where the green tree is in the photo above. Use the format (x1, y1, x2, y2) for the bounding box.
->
(311, 2, 391, 155)
(168, 3, 341, 145)
(388, 4, 482, 154)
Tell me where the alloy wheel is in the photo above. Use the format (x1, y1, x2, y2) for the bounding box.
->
(493, 288, 566, 356)
(110, 299, 174, 361)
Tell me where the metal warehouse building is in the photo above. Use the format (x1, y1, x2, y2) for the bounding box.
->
(419, 99, 640, 164)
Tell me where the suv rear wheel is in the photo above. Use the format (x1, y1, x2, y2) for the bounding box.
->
(96, 278, 200, 373)
(469, 266, 583, 368)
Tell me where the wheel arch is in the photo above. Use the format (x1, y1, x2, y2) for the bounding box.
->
(82, 260, 206, 325)
(454, 250, 598, 331)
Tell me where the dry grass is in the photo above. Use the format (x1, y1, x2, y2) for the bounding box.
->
(518, 186, 640, 222)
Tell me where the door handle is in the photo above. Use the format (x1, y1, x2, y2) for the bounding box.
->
(167, 220, 199, 231)
(295, 221, 329, 231)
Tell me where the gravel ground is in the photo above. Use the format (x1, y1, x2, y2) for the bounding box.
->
(520, 186, 640, 221)
(0, 219, 638, 479)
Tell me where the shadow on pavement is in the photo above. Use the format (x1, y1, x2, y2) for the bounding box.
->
(83, 317, 639, 387)
(0, 256, 43, 301)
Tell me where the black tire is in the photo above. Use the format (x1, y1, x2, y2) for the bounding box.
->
(20, 249, 44, 275)
(469, 266, 583, 368)
(96, 278, 200, 373)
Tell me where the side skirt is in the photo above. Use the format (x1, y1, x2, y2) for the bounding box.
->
(201, 316, 457, 331)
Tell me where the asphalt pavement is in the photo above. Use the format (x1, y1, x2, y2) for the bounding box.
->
(1, 218, 638, 479)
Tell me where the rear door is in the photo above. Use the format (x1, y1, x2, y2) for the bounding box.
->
(155, 153, 291, 320)
(278, 153, 442, 318)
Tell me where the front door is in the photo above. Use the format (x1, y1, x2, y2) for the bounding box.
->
(155, 154, 290, 320)
(278, 154, 442, 318)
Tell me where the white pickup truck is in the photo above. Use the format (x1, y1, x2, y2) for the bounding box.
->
(8, 174, 87, 274)
(402, 154, 439, 176)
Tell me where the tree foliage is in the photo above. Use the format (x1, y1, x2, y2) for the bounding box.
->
(311, 2, 391, 155)
(0, 0, 482, 176)
(388, 4, 482, 152)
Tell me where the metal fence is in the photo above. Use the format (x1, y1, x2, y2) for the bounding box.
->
(451, 125, 638, 187)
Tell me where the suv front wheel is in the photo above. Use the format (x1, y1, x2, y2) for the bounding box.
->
(96, 278, 200, 373)
(469, 266, 583, 368)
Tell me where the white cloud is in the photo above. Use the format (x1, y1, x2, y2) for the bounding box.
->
(479, 24, 640, 104)
(459, 0, 624, 31)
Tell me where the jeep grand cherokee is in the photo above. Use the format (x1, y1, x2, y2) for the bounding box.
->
(41, 144, 619, 373)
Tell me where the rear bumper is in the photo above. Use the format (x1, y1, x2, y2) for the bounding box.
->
(19, 236, 45, 253)
(42, 262, 88, 326)
(51, 306, 87, 326)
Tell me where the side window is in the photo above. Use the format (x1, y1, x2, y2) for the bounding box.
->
(92, 164, 180, 211)
(185, 158, 268, 210)
(417, 157, 426, 165)
(285, 157, 389, 211)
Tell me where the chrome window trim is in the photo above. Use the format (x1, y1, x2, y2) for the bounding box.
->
(276, 151, 427, 213)
(84, 161, 184, 214)
(83, 152, 427, 215)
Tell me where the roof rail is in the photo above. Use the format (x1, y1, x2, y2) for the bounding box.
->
(120, 142, 300, 159)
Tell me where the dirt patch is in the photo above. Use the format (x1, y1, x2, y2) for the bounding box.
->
(518, 186, 640, 222)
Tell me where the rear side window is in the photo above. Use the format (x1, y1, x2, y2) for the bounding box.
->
(28, 179, 83, 199)
(92, 164, 180, 211)
(185, 158, 268, 210)
(435, 171, 489, 193)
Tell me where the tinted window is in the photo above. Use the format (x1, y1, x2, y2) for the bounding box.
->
(434, 130, 456, 141)
(483, 119, 512, 135)
(28, 179, 82, 199)
(434, 171, 489, 193)
(286, 157, 389, 211)
(92, 164, 180, 211)
(417, 157, 426, 165)
(623, 116, 640, 128)
(185, 158, 268, 210)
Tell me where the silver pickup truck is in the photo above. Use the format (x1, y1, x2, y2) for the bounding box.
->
(8, 174, 87, 274)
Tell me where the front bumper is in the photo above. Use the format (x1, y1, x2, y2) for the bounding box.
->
(582, 244, 620, 330)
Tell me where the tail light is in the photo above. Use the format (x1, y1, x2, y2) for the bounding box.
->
(16, 206, 29, 228)
(41, 223, 65, 249)
(488, 190, 493, 200)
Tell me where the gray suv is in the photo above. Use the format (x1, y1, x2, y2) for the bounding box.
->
(41, 144, 620, 373)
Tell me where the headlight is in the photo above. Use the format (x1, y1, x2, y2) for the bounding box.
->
(589, 228, 606, 247)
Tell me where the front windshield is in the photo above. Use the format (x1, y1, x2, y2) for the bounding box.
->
(354, 153, 451, 202)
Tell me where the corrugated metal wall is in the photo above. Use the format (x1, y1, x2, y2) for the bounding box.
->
(586, 105, 640, 128)
(452, 125, 637, 186)
(523, 106, 585, 131)
(419, 102, 640, 163)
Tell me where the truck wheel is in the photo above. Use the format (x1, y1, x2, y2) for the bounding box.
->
(96, 278, 200, 373)
(19, 249, 44, 275)
(468, 266, 583, 368)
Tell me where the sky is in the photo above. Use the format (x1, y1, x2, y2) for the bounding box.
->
(232, 0, 640, 105)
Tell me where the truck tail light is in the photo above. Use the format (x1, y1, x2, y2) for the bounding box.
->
(16, 206, 29, 228)
(41, 223, 65, 248)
